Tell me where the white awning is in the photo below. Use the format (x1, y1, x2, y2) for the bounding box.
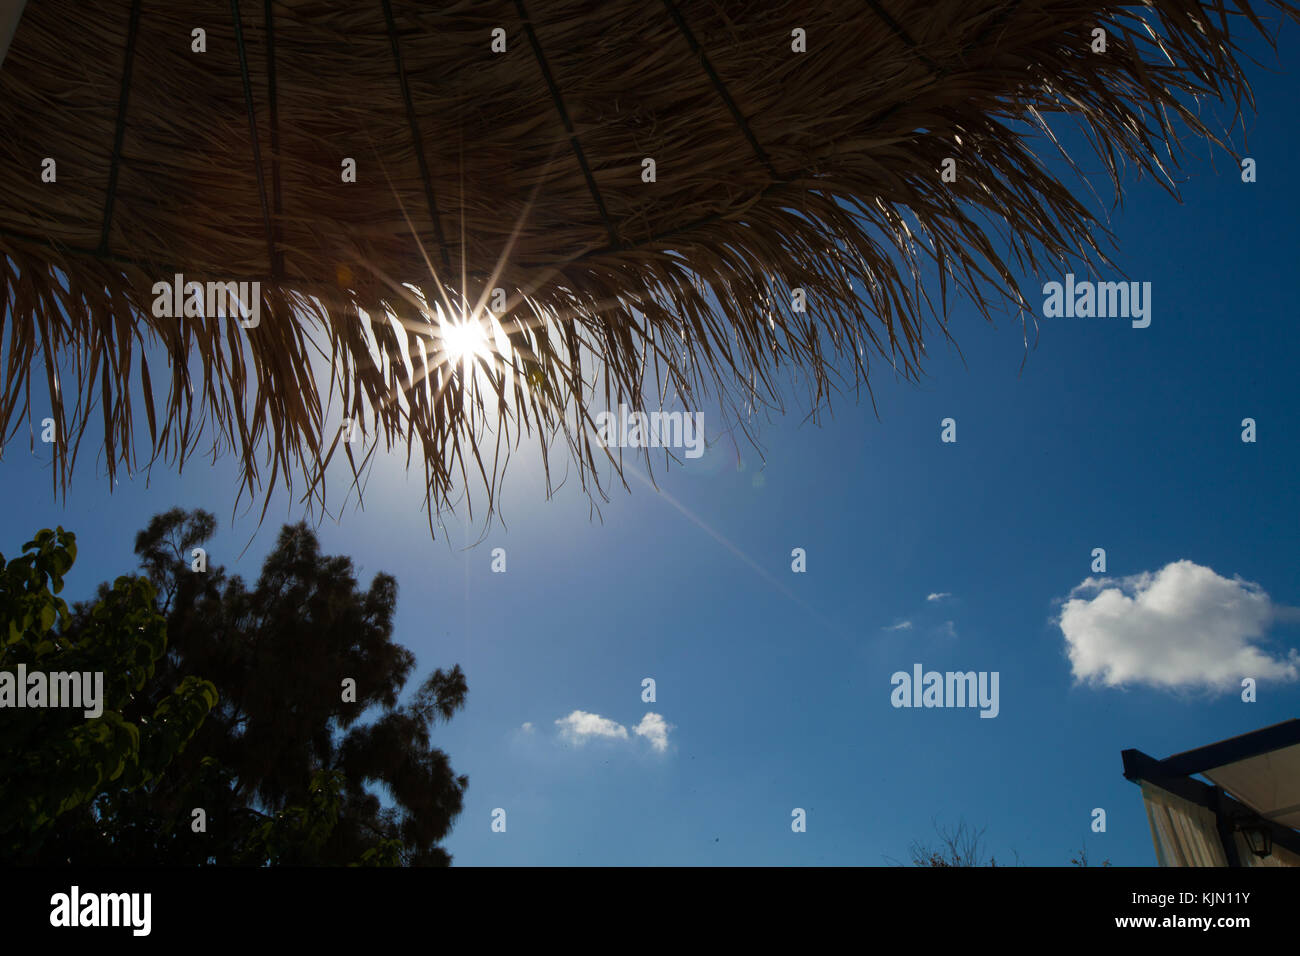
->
(1140, 782, 1227, 867)
(1125, 720, 1300, 866)
(1202, 741, 1300, 830)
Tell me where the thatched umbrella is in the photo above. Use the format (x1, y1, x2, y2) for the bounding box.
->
(0, 1, 1293, 527)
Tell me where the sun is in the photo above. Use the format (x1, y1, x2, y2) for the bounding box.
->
(438, 314, 489, 364)
(383, 289, 556, 413)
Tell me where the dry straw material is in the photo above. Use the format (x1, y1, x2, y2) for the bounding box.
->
(0, 1, 1294, 527)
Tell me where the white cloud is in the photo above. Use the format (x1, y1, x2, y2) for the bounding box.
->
(633, 712, 672, 753)
(1058, 560, 1299, 691)
(520, 722, 534, 733)
(550, 709, 674, 753)
(937, 620, 957, 639)
(884, 620, 913, 631)
(927, 592, 951, 602)
(555, 710, 628, 744)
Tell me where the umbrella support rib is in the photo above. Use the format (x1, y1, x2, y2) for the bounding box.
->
(513, 0, 621, 251)
(264, 0, 284, 280)
(381, 0, 452, 275)
(660, 0, 781, 183)
(861, 0, 947, 77)
(231, 0, 279, 281)
(962, 0, 1023, 59)
(98, 0, 143, 257)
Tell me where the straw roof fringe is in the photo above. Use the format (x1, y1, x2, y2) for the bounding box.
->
(0, 1, 1294, 527)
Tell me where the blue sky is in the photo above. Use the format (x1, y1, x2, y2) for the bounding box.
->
(3, 23, 1299, 867)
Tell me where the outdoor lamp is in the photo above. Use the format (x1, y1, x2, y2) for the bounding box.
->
(1241, 826, 1272, 860)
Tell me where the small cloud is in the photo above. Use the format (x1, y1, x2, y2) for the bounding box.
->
(927, 592, 951, 602)
(1058, 560, 1299, 692)
(633, 712, 672, 753)
(884, 620, 913, 631)
(520, 721, 534, 733)
(937, 620, 957, 638)
(555, 710, 628, 745)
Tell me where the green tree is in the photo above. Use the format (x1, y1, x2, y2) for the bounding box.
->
(37, 510, 467, 865)
(0, 528, 216, 863)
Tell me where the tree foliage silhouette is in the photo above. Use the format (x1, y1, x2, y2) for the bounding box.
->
(898, 818, 1029, 867)
(0, 528, 216, 863)
(908, 819, 999, 867)
(36, 509, 467, 865)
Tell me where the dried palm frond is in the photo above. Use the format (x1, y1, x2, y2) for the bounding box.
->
(0, 0, 1293, 529)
